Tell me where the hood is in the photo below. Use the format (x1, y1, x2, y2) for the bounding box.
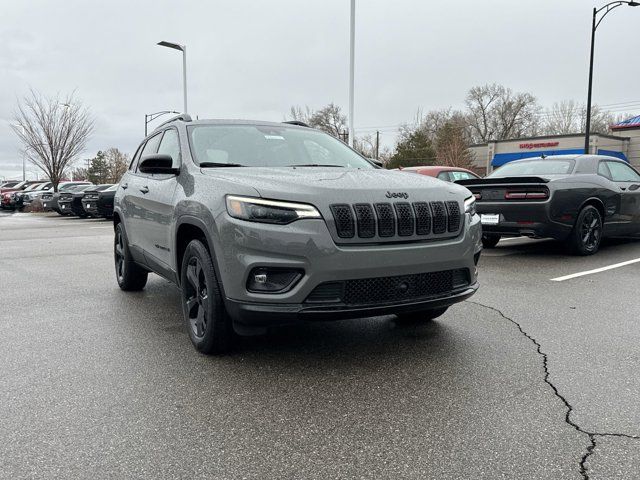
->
(202, 167, 470, 204)
(202, 167, 472, 245)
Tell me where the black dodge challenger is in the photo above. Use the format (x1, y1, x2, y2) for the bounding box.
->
(457, 155, 640, 255)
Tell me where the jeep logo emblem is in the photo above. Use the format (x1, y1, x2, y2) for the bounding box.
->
(386, 191, 408, 199)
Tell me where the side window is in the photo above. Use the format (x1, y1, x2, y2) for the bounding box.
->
(597, 161, 612, 180)
(606, 161, 640, 182)
(450, 171, 476, 181)
(157, 129, 181, 167)
(135, 133, 163, 172)
(437, 172, 451, 181)
(141, 133, 162, 157)
(129, 143, 144, 171)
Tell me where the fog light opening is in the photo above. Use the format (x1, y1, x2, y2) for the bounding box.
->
(246, 267, 304, 293)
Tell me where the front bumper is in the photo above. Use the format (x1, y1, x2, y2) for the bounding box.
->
(477, 201, 572, 240)
(227, 282, 478, 327)
(215, 212, 482, 326)
(58, 202, 73, 214)
(82, 200, 100, 217)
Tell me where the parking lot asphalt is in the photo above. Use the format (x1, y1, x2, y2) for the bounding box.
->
(1, 212, 639, 479)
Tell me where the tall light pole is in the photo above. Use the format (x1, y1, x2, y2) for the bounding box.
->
(145, 110, 179, 136)
(158, 41, 188, 114)
(584, 1, 639, 153)
(348, 0, 355, 147)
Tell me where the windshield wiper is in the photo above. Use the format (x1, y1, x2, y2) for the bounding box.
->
(199, 162, 245, 168)
(288, 164, 345, 168)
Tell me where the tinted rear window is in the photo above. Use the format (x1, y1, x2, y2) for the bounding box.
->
(489, 159, 575, 177)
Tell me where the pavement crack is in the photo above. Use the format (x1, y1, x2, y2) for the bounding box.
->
(579, 435, 596, 479)
(466, 300, 640, 479)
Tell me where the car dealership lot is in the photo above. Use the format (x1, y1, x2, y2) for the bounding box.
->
(1, 213, 639, 479)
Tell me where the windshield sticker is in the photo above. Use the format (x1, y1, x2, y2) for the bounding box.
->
(264, 135, 285, 140)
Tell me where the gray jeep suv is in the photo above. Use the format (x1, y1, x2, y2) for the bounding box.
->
(114, 115, 482, 354)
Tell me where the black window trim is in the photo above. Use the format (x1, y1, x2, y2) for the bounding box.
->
(155, 126, 182, 169)
(135, 131, 164, 173)
(597, 160, 613, 180)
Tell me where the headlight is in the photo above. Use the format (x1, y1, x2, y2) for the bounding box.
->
(226, 195, 322, 225)
(464, 196, 476, 216)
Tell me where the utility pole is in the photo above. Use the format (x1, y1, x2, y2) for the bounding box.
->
(376, 131, 380, 160)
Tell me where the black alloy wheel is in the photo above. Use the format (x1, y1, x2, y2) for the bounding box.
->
(481, 234, 501, 249)
(184, 257, 209, 339)
(114, 223, 148, 290)
(580, 207, 602, 253)
(395, 306, 449, 324)
(115, 227, 125, 283)
(567, 205, 602, 256)
(180, 239, 234, 354)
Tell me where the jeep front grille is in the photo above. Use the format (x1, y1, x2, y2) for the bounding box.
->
(330, 204, 355, 238)
(305, 268, 470, 306)
(354, 204, 375, 238)
(330, 201, 462, 241)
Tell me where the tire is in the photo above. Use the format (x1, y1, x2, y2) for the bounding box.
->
(395, 306, 449, 324)
(481, 234, 501, 249)
(114, 223, 148, 291)
(566, 205, 603, 256)
(180, 239, 234, 355)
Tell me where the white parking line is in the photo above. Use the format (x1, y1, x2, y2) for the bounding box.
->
(551, 258, 640, 282)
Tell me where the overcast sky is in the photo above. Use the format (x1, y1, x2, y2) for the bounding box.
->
(1, 0, 639, 180)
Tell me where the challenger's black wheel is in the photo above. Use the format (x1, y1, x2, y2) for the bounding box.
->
(567, 205, 602, 256)
(481, 234, 501, 249)
(395, 307, 449, 324)
(114, 223, 148, 291)
(181, 239, 234, 354)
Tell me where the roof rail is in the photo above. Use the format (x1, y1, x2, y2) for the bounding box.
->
(154, 113, 193, 131)
(282, 120, 310, 128)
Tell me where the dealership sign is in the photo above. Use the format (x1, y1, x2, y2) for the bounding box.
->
(519, 141, 560, 150)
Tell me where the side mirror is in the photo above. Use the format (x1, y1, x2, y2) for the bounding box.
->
(139, 154, 180, 175)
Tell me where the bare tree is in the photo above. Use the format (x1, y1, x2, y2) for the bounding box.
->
(579, 104, 618, 134)
(104, 148, 129, 183)
(434, 122, 473, 169)
(288, 105, 313, 125)
(288, 103, 347, 139)
(543, 100, 581, 135)
(465, 83, 540, 143)
(12, 90, 93, 191)
(353, 134, 377, 158)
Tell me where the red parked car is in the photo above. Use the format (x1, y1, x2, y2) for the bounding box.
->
(398, 166, 481, 182)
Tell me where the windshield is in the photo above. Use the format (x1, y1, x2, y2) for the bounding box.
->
(187, 124, 373, 169)
(489, 159, 575, 177)
(105, 184, 118, 192)
(60, 183, 86, 191)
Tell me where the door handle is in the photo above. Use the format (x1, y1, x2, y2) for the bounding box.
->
(140, 186, 149, 194)
(121, 183, 128, 190)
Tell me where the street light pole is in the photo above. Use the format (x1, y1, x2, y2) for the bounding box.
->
(157, 41, 188, 114)
(584, 1, 639, 154)
(145, 110, 179, 136)
(348, 0, 355, 148)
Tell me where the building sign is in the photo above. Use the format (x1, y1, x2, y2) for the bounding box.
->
(519, 141, 560, 150)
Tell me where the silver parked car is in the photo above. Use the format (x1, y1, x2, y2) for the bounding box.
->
(114, 116, 482, 354)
